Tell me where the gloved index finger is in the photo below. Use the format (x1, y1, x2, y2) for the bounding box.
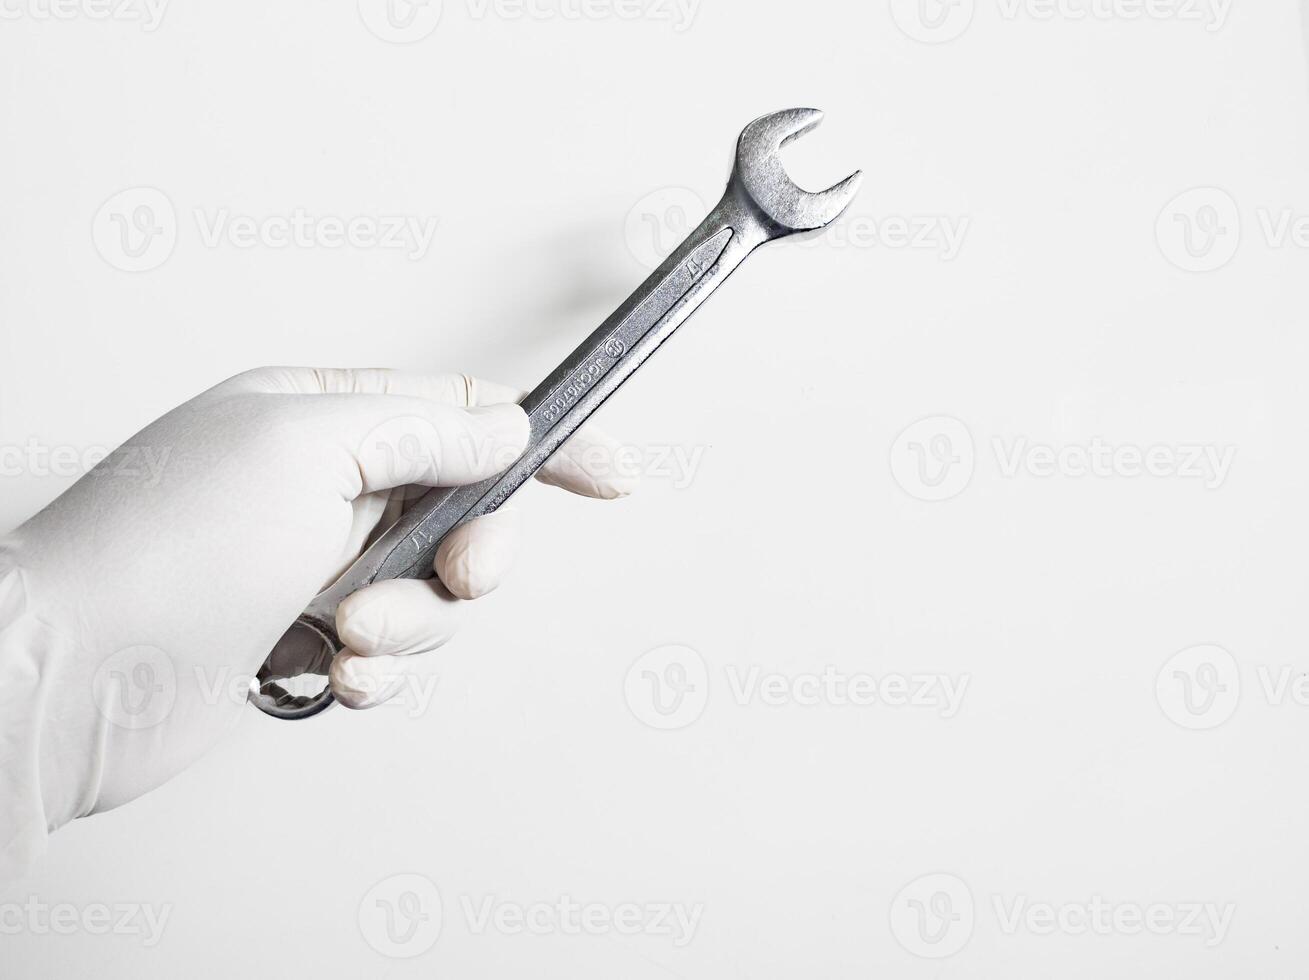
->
(235, 367, 634, 498)
(219, 367, 523, 407)
(305, 393, 530, 495)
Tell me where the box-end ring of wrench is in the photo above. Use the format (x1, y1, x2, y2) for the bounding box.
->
(250, 107, 862, 720)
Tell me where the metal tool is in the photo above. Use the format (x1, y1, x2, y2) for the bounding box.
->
(250, 107, 862, 720)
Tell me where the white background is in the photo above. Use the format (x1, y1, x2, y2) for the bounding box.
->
(2, 0, 1307, 975)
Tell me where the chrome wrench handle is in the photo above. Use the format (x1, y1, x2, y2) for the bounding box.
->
(250, 108, 861, 719)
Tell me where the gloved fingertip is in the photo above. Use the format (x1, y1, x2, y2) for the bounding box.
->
(329, 650, 403, 710)
(435, 510, 520, 600)
(594, 470, 639, 500)
(537, 456, 639, 500)
(436, 545, 498, 600)
(336, 588, 388, 656)
(336, 579, 461, 658)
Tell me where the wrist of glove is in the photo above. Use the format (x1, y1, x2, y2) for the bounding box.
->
(0, 367, 637, 877)
(0, 555, 83, 879)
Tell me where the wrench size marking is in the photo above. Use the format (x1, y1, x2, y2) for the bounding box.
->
(541, 229, 733, 425)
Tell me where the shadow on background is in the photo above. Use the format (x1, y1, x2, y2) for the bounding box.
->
(431, 215, 647, 383)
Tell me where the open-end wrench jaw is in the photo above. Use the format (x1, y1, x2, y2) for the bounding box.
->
(733, 108, 864, 236)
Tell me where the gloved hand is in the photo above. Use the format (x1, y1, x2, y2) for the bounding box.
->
(0, 367, 634, 876)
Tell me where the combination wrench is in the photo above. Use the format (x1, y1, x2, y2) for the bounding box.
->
(250, 107, 862, 719)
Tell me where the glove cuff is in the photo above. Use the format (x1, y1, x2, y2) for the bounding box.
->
(0, 545, 77, 880)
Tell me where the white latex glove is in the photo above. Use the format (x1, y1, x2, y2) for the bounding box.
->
(0, 367, 635, 877)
